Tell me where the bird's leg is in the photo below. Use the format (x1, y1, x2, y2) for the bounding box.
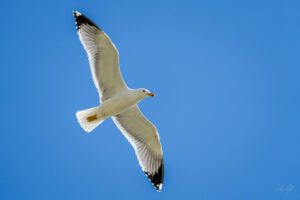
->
(86, 115, 98, 122)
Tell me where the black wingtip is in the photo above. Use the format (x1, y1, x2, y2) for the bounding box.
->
(72, 11, 101, 31)
(145, 163, 164, 192)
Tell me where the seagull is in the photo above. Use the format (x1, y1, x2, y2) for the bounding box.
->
(73, 11, 164, 191)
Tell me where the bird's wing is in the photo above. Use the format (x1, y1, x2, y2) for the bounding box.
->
(73, 11, 127, 101)
(112, 105, 164, 191)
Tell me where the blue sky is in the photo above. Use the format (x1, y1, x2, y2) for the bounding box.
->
(0, 0, 299, 199)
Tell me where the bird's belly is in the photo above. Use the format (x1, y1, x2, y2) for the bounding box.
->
(100, 95, 135, 117)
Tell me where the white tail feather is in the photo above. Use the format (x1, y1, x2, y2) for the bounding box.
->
(76, 106, 104, 132)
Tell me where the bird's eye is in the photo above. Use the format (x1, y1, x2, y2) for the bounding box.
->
(142, 90, 146, 92)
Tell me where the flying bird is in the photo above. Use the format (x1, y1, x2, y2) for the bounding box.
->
(73, 11, 164, 191)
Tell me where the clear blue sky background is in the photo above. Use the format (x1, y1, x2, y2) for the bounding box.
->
(0, 0, 299, 199)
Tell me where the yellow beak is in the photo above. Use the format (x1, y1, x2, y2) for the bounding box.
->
(148, 93, 155, 97)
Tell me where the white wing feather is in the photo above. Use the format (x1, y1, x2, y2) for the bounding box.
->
(73, 11, 127, 101)
(112, 105, 164, 191)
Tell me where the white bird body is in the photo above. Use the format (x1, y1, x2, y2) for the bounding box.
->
(99, 89, 146, 117)
(76, 89, 149, 132)
(73, 11, 164, 191)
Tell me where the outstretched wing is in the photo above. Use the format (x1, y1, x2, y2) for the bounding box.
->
(112, 105, 164, 191)
(73, 11, 127, 101)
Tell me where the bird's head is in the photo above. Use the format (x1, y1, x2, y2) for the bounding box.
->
(138, 88, 155, 98)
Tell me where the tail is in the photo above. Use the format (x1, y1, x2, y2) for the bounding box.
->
(76, 106, 104, 132)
